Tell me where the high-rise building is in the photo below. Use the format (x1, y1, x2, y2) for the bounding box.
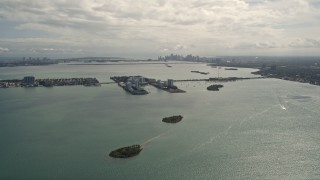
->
(167, 79, 174, 88)
(134, 80, 140, 89)
(23, 76, 35, 85)
(139, 77, 145, 84)
(126, 82, 132, 89)
(157, 80, 163, 88)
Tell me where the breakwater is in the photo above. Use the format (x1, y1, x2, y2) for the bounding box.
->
(174, 77, 266, 82)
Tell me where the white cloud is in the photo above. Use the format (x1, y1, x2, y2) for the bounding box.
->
(233, 41, 280, 49)
(0, 0, 319, 57)
(0, 47, 10, 53)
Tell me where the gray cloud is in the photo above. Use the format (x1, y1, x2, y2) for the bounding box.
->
(289, 38, 320, 48)
(0, 0, 319, 57)
(161, 44, 191, 52)
(232, 41, 279, 49)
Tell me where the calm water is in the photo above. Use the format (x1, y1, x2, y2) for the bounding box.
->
(1, 63, 320, 179)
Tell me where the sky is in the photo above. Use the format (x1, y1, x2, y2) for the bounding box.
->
(0, 0, 320, 59)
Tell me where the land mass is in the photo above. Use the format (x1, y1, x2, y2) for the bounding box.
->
(109, 145, 143, 158)
(225, 68, 238, 70)
(206, 56, 320, 86)
(207, 84, 224, 91)
(160, 53, 320, 86)
(0, 77, 101, 88)
(110, 76, 149, 95)
(162, 115, 183, 123)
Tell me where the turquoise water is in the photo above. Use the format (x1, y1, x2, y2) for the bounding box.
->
(1, 63, 320, 179)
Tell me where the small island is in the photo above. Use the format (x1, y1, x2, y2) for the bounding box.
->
(109, 145, 143, 158)
(162, 115, 183, 123)
(191, 70, 209, 75)
(207, 84, 224, 91)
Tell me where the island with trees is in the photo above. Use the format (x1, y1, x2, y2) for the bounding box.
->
(162, 115, 183, 123)
(207, 84, 224, 91)
(109, 145, 143, 158)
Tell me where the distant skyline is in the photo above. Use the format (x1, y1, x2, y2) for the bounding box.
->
(0, 0, 320, 59)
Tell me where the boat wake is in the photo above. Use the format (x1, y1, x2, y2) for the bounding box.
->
(280, 104, 286, 110)
(190, 104, 279, 153)
(277, 96, 287, 110)
(190, 134, 221, 152)
(104, 130, 171, 159)
(141, 130, 171, 147)
(240, 104, 278, 127)
(274, 89, 288, 111)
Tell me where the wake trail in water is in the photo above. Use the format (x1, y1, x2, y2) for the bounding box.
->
(190, 134, 221, 152)
(280, 104, 286, 110)
(104, 129, 171, 159)
(190, 104, 279, 153)
(277, 95, 287, 110)
(239, 104, 278, 127)
(273, 88, 289, 111)
(141, 129, 171, 147)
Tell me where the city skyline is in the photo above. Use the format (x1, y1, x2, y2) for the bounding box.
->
(0, 0, 320, 58)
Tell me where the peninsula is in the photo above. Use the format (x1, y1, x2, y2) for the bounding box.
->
(109, 145, 143, 158)
(147, 78, 186, 93)
(0, 76, 101, 88)
(110, 76, 149, 95)
(111, 76, 186, 94)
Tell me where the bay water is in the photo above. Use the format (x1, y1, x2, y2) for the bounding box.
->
(1, 63, 320, 179)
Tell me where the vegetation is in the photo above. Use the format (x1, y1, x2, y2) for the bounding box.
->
(162, 115, 183, 123)
(109, 145, 143, 158)
(252, 66, 320, 86)
(207, 84, 224, 91)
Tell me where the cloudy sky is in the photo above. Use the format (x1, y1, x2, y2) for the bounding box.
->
(0, 0, 320, 58)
